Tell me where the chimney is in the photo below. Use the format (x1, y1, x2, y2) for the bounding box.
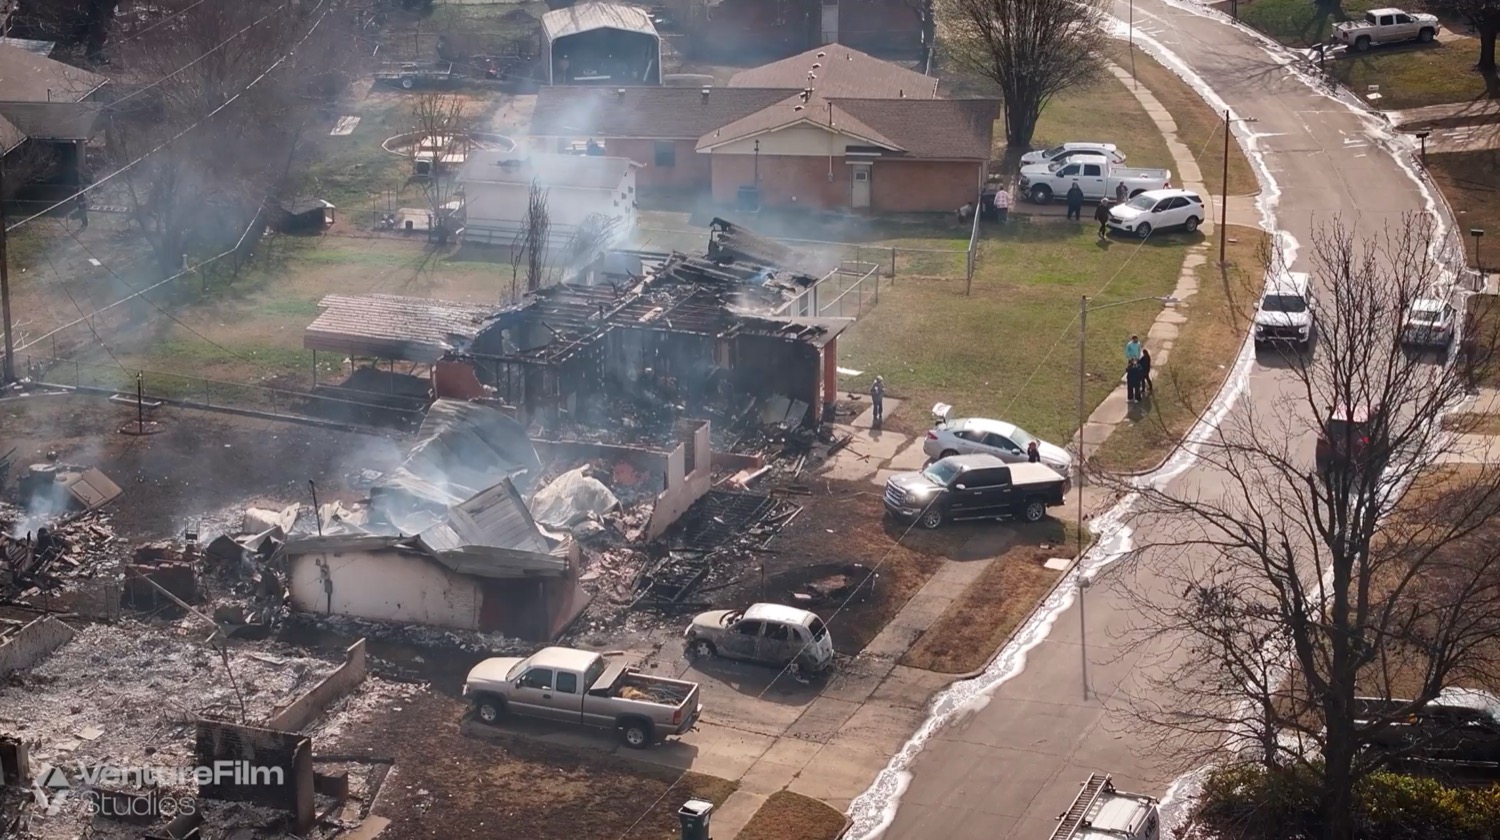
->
(616, 88, 626, 98)
(900, 89, 905, 97)
(701, 86, 710, 99)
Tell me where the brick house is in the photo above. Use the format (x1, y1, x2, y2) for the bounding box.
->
(529, 46, 996, 213)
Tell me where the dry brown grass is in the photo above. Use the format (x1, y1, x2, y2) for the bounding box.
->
(1093, 226, 1265, 472)
(736, 791, 848, 840)
(1441, 413, 1500, 436)
(900, 522, 1076, 673)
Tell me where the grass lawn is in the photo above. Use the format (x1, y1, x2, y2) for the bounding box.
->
(838, 221, 1193, 445)
(737, 791, 848, 840)
(1109, 45, 1261, 197)
(901, 520, 1075, 674)
(1441, 412, 1500, 434)
(1233, 0, 1493, 109)
(1426, 150, 1500, 270)
(1093, 225, 1267, 472)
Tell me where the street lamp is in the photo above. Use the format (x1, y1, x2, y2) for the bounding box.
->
(1078, 574, 1092, 700)
(1473, 228, 1486, 274)
(753, 139, 760, 187)
(1218, 112, 1257, 264)
(1416, 130, 1430, 164)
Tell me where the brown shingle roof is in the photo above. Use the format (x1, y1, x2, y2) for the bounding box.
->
(530, 86, 793, 140)
(836, 98, 998, 159)
(698, 97, 999, 160)
(0, 43, 105, 103)
(696, 93, 901, 153)
(727, 45, 937, 99)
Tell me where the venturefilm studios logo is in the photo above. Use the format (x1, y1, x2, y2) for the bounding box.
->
(37, 761, 284, 818)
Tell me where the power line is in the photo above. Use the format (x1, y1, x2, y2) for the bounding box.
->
(108, 2, 289, 111)
(5, 0, 330, 234)
(109, 0, 211, 46)
(37, 239, 129, 376)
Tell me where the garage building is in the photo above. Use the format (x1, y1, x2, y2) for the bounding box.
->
(542, 2, 662, 86)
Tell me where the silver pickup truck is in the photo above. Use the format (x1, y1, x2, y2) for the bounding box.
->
(463, 646, 703, 748)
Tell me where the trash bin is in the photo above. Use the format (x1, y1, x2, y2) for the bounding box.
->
(677, 798, 713, 840)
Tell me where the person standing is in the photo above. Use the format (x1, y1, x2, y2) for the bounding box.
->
(1125, 334, 1142, 363)
(1115, 180, 1129, 204)
(1126, 359, 1144, 403)
(1065, 181, 1084, 221)
(870, 376, 885, 426)
(1027, 440, 1041, 463)
(994, 185, 1010, 224)
(1094, 197, 1113, 238)
(1140, 346, 1154, 396)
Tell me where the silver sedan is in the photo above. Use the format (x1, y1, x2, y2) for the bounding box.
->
(923, 407, 1073, 475)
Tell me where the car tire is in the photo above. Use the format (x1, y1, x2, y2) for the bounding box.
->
(939, 449, 958, 459)
(1136, 223, 1153, 240)
(400, 76, 415, 89)
(689, 638, 716, 659)
(1021, 499, 1048, 523)
(474, 695, 506, 724)
(1184, 216, 1201, 233)
(1030, 184, 1053, 203)
(619, 719, 653, 749)
(1355, 35, 1371, 51)
(1418, 27, 1435, 42)
(919, 508, 943, 530)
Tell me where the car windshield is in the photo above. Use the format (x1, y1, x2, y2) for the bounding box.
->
(1262, 294, 1307, 313)
(809, 617, 828, 641)
(1047, 160, 1066, 172)
(923, 460, 962, 486)
(1007, 425, 1038, 449)
(1125, 195, 1156, 211)
(722, 609, 744, 625)
(1043, 145, 1066, 158)
(1409, 308, 1443, 324)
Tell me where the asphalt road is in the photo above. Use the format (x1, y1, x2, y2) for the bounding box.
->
(875, 3, 1439, 838)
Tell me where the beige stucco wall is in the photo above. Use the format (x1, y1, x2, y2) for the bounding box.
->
(289, 550, 482, 631)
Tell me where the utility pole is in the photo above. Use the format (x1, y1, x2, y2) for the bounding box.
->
(1, 160, 14, 385)
(1219, 109, 1230, 264)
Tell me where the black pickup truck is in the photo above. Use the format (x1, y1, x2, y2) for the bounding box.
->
(1356, 688, 1500, 767)
(883, 453, 1069, 529)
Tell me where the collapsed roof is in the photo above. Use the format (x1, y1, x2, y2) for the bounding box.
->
(377, 399, 545, 509)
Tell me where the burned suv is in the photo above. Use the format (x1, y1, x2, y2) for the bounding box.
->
(1315, 404, 1389, 479)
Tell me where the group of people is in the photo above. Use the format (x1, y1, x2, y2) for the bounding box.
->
(1124, 334, 1153, 403)
(1065, 180, 1131, 239)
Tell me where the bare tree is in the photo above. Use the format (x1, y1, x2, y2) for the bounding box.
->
(107, 1, 350, 275)
(515, 179, 550, 295)
(409, 92, 469, 245)
(939, 0, 1105, 147)
(1109, 215, 1500, 840)
(506, 185, 623, 300)
(1423, 0, 1500, 74)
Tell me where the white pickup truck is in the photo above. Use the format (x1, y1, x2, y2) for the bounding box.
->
(1334, 8, 1440, 51)
(1018, 154, 1172, 204)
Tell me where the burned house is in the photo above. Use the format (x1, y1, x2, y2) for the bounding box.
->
(541, 2, 662, 86)
(460, 218, 853, 429)
(276, 401, 589, 641)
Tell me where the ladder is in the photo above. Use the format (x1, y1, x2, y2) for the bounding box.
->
(1051, 773, 1112, 840)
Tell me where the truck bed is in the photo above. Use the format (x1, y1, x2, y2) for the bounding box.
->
(612, 674, 695, 705)
(1112, 165, 1171, 180)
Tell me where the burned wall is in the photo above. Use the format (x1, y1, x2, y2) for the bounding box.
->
(194, 721, 314, 832)
(0, 616, 76, 677)
(287, 550, 483, 631)
(647, 420, 713, 540)
(731, 334, 822, 419)
(262, 639, 368, 732)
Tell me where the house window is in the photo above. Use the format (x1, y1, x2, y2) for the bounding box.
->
(654, 141, 676, 167)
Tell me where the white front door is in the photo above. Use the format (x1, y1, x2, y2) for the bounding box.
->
(851, 165, 871, 209)
(821, 1, 838, 43)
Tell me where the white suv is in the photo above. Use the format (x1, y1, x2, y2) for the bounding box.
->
(1019, 142, 1125, 167)
(1106, 188, 1205, 239)
(1254, 270, 1314, 349)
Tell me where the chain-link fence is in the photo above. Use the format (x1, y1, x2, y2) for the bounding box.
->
(32, 357, 425, 431)
(632, 226, 969, 281)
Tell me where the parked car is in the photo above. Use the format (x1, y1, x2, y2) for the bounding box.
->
(1401, 297, 1457, 349)
(1106, 188, 1205, 239)
(883, 453, 1069, 529)
(1019, 142, 1126, 167)
(1314, 403, 1389, 479)
(683, 603, 834, 678)
(463, 646, 702, 748)
(1253, 270, 1315, 349)
(1356, 687, 1500, 767)
(1018, 154, 1172, 204)
(1334, 8, 1440, 51)
(923, 403, 1073, 475)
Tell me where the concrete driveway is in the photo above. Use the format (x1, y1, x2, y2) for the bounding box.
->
(853, 2, 1443, 838)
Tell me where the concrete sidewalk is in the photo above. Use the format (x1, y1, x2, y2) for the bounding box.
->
(1388, 98, 1500, 131)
